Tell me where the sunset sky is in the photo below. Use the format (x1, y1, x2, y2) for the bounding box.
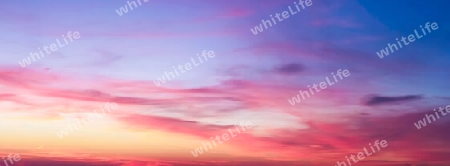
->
(1, 0, 450, 165)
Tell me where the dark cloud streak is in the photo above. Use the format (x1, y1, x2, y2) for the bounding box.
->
(363, 94, 423, 106)
(273, 63, 304, 75)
